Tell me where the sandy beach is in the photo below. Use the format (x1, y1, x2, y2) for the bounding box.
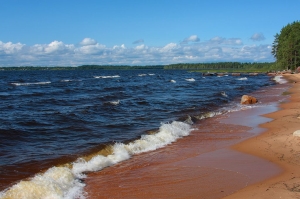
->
(84, 74, 298, 199)
(224, 74, 300, 199)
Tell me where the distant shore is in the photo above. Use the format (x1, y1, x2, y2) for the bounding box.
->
(0, 61, 276, 72)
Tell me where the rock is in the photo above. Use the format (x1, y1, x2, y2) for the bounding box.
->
(241, 95, 258, 105)
(293, 130, 300, 137)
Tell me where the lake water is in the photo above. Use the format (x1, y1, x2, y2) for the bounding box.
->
(0, 69, 276, 198)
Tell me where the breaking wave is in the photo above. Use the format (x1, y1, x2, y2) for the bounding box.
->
(0, 121, 192, 199)
(94, 75, 120, 79)
(273, 75, 288, 84)
(10, 82, 51, 86)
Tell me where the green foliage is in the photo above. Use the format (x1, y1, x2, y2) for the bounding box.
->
(272, 21, 300, 70)
(163, 62, 275, 72)
(0, 63, 276, 72)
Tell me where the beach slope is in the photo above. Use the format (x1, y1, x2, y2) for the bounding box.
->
(225, 74, 300, 199)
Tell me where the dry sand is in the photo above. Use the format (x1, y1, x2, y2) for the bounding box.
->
(224, 73, 300, 199)
(84, 74, 300, 199)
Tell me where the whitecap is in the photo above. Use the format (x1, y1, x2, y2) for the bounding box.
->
(0, 121, 192, 199)
(237, 77, 247, 81)
(94, 75, 120, 79)
(185, 78, 195, 82)
(221, 91, 228, 97)
(104, 100, 120, 106)
(273, 75, 288, 84)
(138, 74, 147, 77)
(11, 82, 51, 86)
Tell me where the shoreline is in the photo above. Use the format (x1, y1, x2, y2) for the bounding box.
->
(224, 74, 300, 198)
(84, 77, 291, 198)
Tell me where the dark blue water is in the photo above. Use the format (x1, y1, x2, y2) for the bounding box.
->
(0, 69, 274, 190)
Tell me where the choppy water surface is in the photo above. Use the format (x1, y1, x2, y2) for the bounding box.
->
(0, 69, 275, 198)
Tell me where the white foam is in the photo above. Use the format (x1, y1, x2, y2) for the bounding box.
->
(237, 77, 247, 80)
(11, 82, 51, 86)
(185, 78, 195, 82)
(170, 80, 176, 83)
(0, 167, 85, 199)
(94, 75, 120, 79)
(273, 75, 288, 84)
(138, 74, 147, 77)
(108, 100, 120, 105)
(148, 73, 155, 76)
(0, 121, 191, 199)
(72, 121, 191, 177)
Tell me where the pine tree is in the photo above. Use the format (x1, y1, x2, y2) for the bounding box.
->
(272, 21, 300, 70)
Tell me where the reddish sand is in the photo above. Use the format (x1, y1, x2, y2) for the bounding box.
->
(84, 75, 295, 199)
(224, 74, 300, 199)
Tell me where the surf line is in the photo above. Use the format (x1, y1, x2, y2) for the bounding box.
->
(0, 121, 192, 199)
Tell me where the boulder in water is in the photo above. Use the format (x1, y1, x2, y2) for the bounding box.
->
(241, 95, 258, 105)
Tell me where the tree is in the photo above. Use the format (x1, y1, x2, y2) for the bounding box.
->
(272, 21, 300, 70)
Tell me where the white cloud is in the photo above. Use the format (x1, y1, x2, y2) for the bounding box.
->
(161, 43, 179, 52)
(135, 44, 147, 50)
(44, 41, 74, 54)
(80, 38, 97, 46)
(76, 43, 106, 54)
(0, 37, 274, 66)
(250, 33, 265, 41)
(209, 37, 242, 45)
(181, 35, 200, 44)
(0, 41, 25, 54)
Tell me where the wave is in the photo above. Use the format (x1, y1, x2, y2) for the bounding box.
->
(104, 100, 120, 106)
(273, 75, 288, 84)
(10, 82, 51, 86)
(94, 75, 120, 79)
(237, 77, 247, 81)
(185, 78, 195, 82)
(0, 121, 192, 199)
(138, 74, 147, 77)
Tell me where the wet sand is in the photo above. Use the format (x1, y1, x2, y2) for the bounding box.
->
(224, 74, 300, 199)
(84, 76, 293, 199)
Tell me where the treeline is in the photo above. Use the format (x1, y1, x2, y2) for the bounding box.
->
(0, 62, 277, 71)
(0, 66, 77, 71)
(164, 62, 275, 71)
(0, 65, 164, 71)
(272, 21, 300, 70)
(77, 65, 164, 70)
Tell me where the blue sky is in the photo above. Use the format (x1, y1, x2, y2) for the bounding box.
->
(0, 0, 299, 66)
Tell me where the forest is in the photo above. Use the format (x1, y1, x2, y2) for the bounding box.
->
(0, 62, 275, 72)
(272, 21, 300, 70)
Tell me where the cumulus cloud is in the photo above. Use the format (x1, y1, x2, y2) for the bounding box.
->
(181, 35, 200, 44)
(209, 37, 242, 45)
(250, 33, 265, 41)
(0, 41, 25, 54)
(80, 38, 97, 46)
(135, 44, 147, 50)
(0, 37, 274, 66)
(76, 43, 106, 54)
(161, 43, 179, 52)
(44, 41, 74, 54)
(132, 39, 144, 44)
